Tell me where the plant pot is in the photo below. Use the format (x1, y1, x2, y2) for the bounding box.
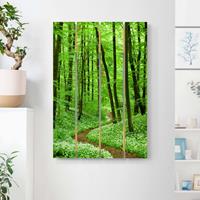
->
(0, 69, 26, 107)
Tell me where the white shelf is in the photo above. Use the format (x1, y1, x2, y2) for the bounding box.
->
(175, 129, 200, 133)
(175, 190, 200, 194)
(0, 107, 33, 112)
(175, 160, 200, 163)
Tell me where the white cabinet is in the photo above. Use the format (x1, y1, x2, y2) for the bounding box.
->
(0, 108, 34, 200)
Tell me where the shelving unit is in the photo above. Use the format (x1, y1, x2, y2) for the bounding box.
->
(175, 128, 200, 200)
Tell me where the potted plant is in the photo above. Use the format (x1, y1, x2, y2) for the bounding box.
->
(0, 151, 18, 200)
(0, 2, 27, 107)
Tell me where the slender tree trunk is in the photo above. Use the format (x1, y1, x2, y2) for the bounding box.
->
(95, 24, 100, 115)
(112, 22, 121, 122)
(53, 22, 63, 128)
(136, 23, 141, 81)
(87, 40, 90, 98)
(78, 66, 84, 120)
(83, 68, 86, 94)
(124, 22, 134, 133)
(83, 31, 86, 95)
(66, 23, 75, 110)
(78, 25, 85, 120)
(142, 22, 147, 114)
(95, 27, 117, 123)
(91, 49, 94, 101)
(127, 23, 145, 115)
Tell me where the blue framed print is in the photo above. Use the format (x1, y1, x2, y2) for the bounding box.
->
(182, 180, 193, 191)
(175, 138, 187, 160)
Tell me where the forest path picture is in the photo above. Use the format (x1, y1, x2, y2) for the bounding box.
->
(77, 125, 137, 158)
(53, 22, 148, 159)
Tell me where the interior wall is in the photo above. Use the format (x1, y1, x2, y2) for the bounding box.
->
(0, 0, 174, 200)
(176, 0, 200, 26)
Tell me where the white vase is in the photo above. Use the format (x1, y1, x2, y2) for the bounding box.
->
(0, 69, 26, 107)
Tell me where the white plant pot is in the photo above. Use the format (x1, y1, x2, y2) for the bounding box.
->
(0, 69, 26, 107)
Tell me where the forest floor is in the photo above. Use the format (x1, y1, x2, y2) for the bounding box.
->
(77, 126, 137, 158)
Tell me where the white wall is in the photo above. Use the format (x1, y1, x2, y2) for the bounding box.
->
(176, 0, 200, 26)
(0, 0, 174, 200)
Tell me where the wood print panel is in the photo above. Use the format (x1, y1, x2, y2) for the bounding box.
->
(53, 22, 147, 159)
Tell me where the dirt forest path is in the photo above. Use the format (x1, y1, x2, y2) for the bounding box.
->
(77, 126, 137, 158)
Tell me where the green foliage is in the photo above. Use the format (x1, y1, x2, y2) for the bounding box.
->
(0, 39, 4, 54)
(54, 142, 112, 158)
(0, 151, 18, 200)
(0, 2, 27, 55)
(54, 111, 99, 141)
(15, 46, 27, 57)
(87, 115, 147, 158)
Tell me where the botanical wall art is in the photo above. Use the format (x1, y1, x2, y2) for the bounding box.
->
(53, 22, 147, 159)
(175, 70, 200, 128)
(187, 81, 200, 98)
(175, 27, 200, 69)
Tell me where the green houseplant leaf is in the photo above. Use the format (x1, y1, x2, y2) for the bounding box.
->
(0, 151, 18, 200)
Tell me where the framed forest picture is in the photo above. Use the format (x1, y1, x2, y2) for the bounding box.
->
(53, 22, 148, 159)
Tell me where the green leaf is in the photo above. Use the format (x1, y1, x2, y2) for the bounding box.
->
(0, 39, 5, 54)
(1, 186, 7, 194)
(11, 151, 19, 155)
(7, 165, 13, 175)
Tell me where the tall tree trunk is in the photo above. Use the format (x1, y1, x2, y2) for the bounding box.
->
(66, 23, 75, 110)
(78, 25, 85, 120)
(124, 22, 134, 133)
(91, 49, 94, 101)
(142, 22, 147, 114)
(53, 22, 63, 128)
(83, 31, 86, 95)
(127, 23, 145, 115)
(87, 40, 90, 98)
(95, 24, 100, 115)
(136, 23, 141, 81)
(112, 22, 121, 122)
(95, 27, 117, 123)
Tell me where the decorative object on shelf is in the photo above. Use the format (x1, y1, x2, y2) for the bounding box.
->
(0, 2, 27, 107)
(182, 180, 193, 191)
(175, 125, 187, 129)
(175, 116, 187, 129)
(197, 142, 200, 160)
(193, 174, 200, 190)
(53, 22, 148, 159)
(187, 81, 200, 99)
(185, 149, 192, 160)
(0, 151, 18, 200)
(175, 27, 200, 69)
(175, 138, 187, 160)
